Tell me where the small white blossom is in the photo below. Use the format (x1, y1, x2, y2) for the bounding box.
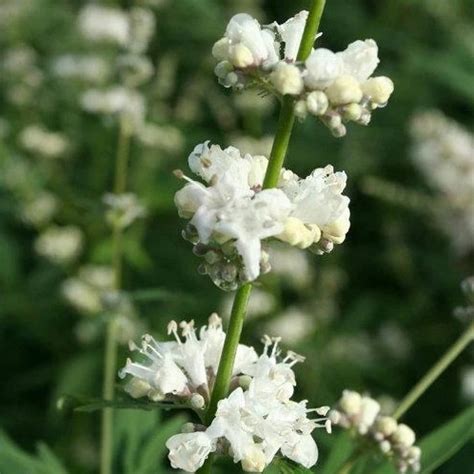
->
(78, 5, 130, 46)
(34, 226, 83, 265)
(20, 192, 58, 228)
(51, 54, 110, 83)
(103, 193, 146, 229)
(19, 125, 69, 159)
(270, 62, 304, 96)
(166, 432, 216, 472)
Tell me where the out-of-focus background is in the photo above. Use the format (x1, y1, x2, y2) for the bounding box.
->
(0, 0, 473, 472)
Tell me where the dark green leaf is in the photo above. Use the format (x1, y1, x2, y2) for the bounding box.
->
(320, 432, 355, 474)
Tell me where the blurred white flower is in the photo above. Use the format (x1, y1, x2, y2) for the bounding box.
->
(62, 265, 114, 315)
(34, 225, 83, 265)
(78, 5, 130, 46)
(229, 135, 273, 157)
(221, 287, 276, 320)
(265, 307, 315, 344)
(137, 123, 184, 153)
(410, 110, 474, 255)
(103, 193, 146, 229)
(268, 244, 313, 288)
(20, 192, 58, 228)
(128, 7, 156, 54)
(81, 86, 145, 131)
(19, 125, 69, 159)
(51, 54, 110, 83)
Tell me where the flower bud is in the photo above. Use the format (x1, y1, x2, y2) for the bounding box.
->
(342, 103, 363, 121)
(270, 62, 303, 95)
(392, 424, 416, 448)
(294, 100, 308, 119)
(379, 440, 391, 453)
(277, 217, 321, 249)
(362, 76, 394, 105)
(241, 445, 267, 472)
(190, 393, 205, 409)
(212, 38, 230, 61)
(339, 390, 362, 416)
(214, 60, 233, 79)
(375, 416, 398, 437)
(229, 44, 254, 68)
(325, 75, 363, 105)
(124, 377, 152, 399)
(181, 422, 196, 433)
(306, 91, 329, 116)
(358, 396, 381, 428)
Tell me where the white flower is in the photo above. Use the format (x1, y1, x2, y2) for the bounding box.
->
(81, 86, 145, 130)
(19, 125, 69, 159)
(20, 192, 58, 227)
(281, 165, 351, 246)
(214, 14, 279, 68)
(51, 54, 110, 83)
(274, 10, 309, 61)
(78, 5, 130, 46)
(103, 193, 146, 229)
(34, 226, 83, 264)
(166, 432, 216, 472)
(281, 433, 318, 468)
(120, 315, 257, 402)
(305, 49, 344, 89)
(337, 39, 379, 82)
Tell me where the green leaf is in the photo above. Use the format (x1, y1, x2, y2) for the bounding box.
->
(36, 443, 68, 474)
(418, 405, 474, 473)
(320, 432, 355, 474)
(59, 394, 186, 413)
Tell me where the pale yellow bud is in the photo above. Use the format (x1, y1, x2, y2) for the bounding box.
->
(362, 76, 394, 104)
(321, 208, 350, 244)
(270, 62, 304, 96)
(124, 377, 151, 399)
(241, 446, 267, 472)
(326, 75, 363, 105)
(342, 103, 363, 121)
(392, 424, 416, 448)
(340, 390, 362, 416)
(229, 44, 254, 68)
(277, 217, 321, 249)
(375, 416, 398, 437)
(294, 100, 308, 119)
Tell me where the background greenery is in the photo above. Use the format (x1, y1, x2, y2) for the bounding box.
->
(0, 0, 472, 473)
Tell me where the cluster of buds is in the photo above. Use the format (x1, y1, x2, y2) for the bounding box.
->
(329, 391, 421, 473)
(212, 12, 394, 137)
(182, 225, 271, 291)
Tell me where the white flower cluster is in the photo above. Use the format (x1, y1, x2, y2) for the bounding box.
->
(174, 142, 350, 289)
(103, 193, 146, 230)
(51, 54, 110, 84)
(212, 12, 394, 137)
(34, 225, 83, 265)
(120, 315, 330, 472)
(410, 110, 474, 255)
(329, 391, 421, 473)
(20, 191, 58, 228)
(19, 124, 69, 159)
(78, 5, 156, 132)
(62, 265, 115, 315)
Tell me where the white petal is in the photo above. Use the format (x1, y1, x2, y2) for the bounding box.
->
(166, 432, 215, 472)
(337, 39, 379, 82)
(305, 48, 344, 89)
(276, 10, 308, 61)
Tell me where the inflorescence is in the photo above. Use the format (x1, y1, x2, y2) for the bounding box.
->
(174, 142, 350, 289)
(329, 390, 421, 473)
(120, 315, 331, 472)
(212, 12, 394, 137)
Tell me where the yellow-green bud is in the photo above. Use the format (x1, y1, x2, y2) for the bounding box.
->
(326, 75, 363, 105)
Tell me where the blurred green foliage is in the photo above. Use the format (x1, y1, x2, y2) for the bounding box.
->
(0, 0, 473, 473)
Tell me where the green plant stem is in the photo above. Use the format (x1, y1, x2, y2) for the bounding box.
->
(100, 119, 132, 474)
(197, 2, 327, 473)
(393, 322, 474, 420)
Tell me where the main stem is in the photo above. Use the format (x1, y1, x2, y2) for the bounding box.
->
(393, 322, 474, 420)
(198, 2, 326, 472)
(100, 119, 131, 474)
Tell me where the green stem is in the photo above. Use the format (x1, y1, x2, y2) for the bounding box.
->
(100, 119, 132, 474)
(197, 2, 327, 473)
(393, 322, 474, 420)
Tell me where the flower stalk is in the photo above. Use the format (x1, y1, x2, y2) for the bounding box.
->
(100, 118, 132, 474)
(198, 1, 327, 472)
(393, 322, 474, 420)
